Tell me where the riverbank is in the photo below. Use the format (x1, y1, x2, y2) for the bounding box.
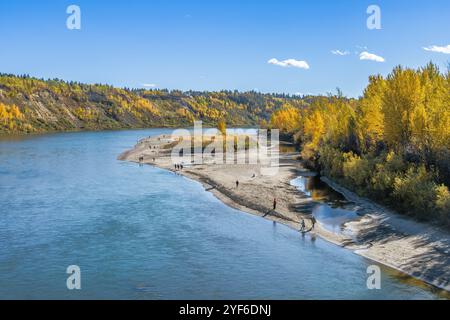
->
(119, 134, 450, 293)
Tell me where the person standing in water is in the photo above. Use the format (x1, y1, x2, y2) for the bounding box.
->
(300, 219, 306, 232)
(311, 216, 317, 230)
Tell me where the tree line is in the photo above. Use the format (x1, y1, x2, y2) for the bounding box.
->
(269, 63, 449, 225)
(0, 74, 313, 133)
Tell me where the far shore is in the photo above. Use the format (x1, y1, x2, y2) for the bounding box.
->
(118, 134, 450, 293)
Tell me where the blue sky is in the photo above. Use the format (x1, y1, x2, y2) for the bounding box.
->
(0, 0, 449, 97)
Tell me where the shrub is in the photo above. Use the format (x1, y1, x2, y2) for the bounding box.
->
(393, 165, 437, 219)
(435, 185, 450, 224)
(342, 152, 372, 192)
(318, 145, 343, 178)
(369, 151, 406, 200)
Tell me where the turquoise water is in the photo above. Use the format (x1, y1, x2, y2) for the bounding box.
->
(0, 129, 443, 299)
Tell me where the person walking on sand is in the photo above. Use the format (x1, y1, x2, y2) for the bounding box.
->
(311, 216, 317, 230)
(236, 180, 239, 189)
(273, 198, 277, 211)
(300, 219, 306, 232)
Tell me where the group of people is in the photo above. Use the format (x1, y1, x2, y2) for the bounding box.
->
(272, 198, 316, 232)
(174, 163, 184, 171)
(299, 216, 316, 232)
(273, 197, 317, 232)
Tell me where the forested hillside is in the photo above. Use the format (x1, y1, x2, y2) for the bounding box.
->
(0, 73, 312, 133)
(270, 63, 450, 225)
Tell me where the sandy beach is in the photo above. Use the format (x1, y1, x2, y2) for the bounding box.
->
(119, 134, 450, 293)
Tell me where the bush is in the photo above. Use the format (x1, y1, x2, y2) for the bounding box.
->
(318, 145, 343, 178)
(435, 185, 450, 224)
(369, 151, 405, 200)
(342, 152, 372, 192)
(393, 165, 438, 219)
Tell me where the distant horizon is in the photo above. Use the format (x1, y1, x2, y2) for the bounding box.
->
(3, 58, 448, 99)
(0, 70, 351, 97)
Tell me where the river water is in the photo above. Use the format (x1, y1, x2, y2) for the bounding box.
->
(291, 176, 360, 235)
(0, 129, 444, 299)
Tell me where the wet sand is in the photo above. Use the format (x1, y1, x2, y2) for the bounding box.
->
(119, 134, 450, 293)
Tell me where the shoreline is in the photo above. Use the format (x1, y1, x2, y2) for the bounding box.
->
(118, 134, 450, 294)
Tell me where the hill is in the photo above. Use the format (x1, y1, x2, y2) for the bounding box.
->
(0, 74, 315, 133)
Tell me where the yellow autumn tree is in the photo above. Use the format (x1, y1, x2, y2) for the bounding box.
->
(217, 119, 227, 136)
(302, 109, 325, 152)
(357, 75, 386, 150)
(266, 63, 450, 225)
(382, 66, 425, 152)
(0, 103, 25, 130)
(269, 104, 302, 133)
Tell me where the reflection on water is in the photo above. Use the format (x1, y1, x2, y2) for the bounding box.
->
(293, 175, 349, 206)
(292, 174, 450, 299)
(291, 176, 360, 235)
(380, 265, 450, 299)
(312, 205, 359, 234)
(279, 144, 297, 154)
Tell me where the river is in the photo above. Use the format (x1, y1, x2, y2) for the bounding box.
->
(0, 129, 444, 299)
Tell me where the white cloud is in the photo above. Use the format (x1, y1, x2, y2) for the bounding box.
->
(141, 83, 157, 88)
(359, 51, 385, 62)
(268, 58, 310, 69)
(423, 45, 450, 54)
(331, 50, 350, 56)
